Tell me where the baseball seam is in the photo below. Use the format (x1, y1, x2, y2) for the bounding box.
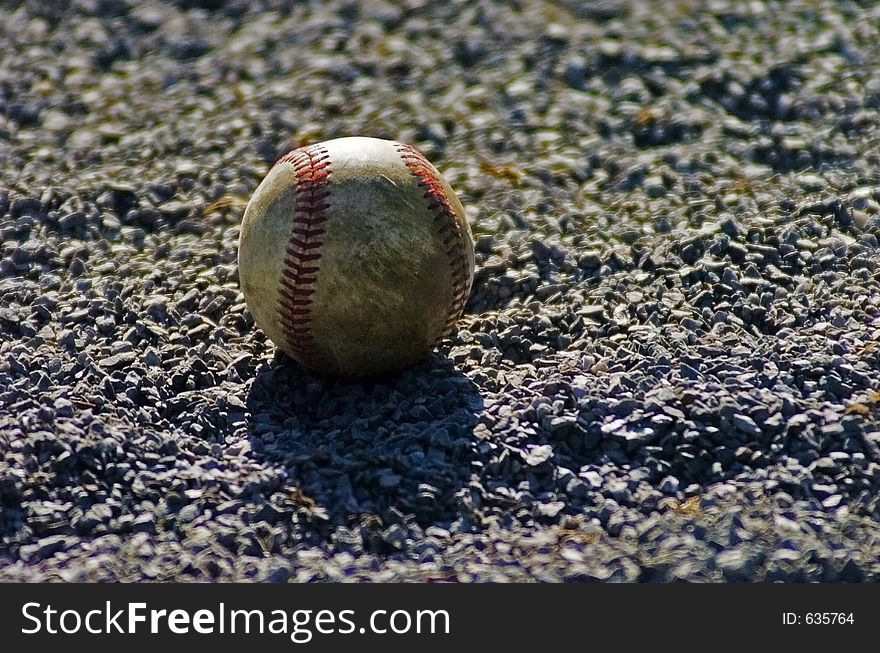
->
(395, 144, 470, 346)
(275, 144, 332, 371)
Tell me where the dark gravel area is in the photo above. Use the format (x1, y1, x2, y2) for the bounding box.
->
(2, 0, 880, 581)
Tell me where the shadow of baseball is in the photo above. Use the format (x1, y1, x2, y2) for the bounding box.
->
(243, 352, 484, 554)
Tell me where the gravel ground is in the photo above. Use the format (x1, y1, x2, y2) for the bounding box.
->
(2, 0, 880, 582)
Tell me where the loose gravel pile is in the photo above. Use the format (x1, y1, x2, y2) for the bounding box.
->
(2, 0, 880, 581)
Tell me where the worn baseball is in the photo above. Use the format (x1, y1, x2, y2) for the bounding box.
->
(238, 136, 475, 377)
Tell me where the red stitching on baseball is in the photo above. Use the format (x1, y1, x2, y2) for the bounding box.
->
(395, 144, 469, 345)
(275, 144, 332, 370)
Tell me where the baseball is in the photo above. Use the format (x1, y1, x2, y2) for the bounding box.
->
(237, 136, 475, 377)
